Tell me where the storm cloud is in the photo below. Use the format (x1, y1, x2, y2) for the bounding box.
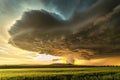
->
(9, 0, 120, 64)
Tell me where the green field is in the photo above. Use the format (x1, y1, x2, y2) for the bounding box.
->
(0, 65, 120, 80)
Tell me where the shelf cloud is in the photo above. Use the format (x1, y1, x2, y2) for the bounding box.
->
(8, 0, 120, 64)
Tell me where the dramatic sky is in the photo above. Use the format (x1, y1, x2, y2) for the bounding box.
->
(0, 0, 120, 65)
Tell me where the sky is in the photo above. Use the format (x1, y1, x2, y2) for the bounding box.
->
(0, 0, 120, 65)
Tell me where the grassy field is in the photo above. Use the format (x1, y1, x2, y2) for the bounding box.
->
(0, 65, 120, 80)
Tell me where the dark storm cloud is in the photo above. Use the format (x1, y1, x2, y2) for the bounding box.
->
(41, 0, 79, 19)
(41, 0, 98, 20)
(67, 1, 120, 58)
(9, 0, 120, 64)
(9, 10, 69, 53)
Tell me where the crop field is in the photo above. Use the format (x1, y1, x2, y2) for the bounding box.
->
(0, 65, 120, 80)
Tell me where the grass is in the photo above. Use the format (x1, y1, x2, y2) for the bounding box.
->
(0, 65, 120, 80)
